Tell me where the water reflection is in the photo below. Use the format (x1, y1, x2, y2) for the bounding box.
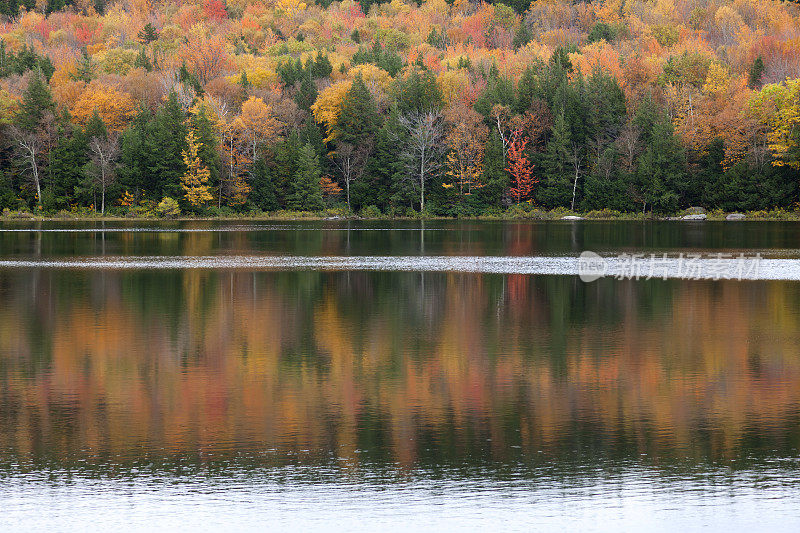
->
(3, 220, 800, 259)
(1, 267, 799, 473)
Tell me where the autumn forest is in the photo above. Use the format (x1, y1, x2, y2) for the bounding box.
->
(0, 0, 799, 217)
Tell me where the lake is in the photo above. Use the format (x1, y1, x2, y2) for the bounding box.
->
(1, 220, 800, 532)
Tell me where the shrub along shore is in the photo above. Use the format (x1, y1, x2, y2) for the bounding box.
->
(3, 205, 799, 221)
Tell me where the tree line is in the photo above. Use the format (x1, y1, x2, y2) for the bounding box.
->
(0, 0, 799, 217)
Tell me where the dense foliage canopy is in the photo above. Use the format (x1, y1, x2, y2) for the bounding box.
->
(1, 0, 799, 216)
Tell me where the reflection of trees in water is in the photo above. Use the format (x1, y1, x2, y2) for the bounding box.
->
(1, 269, 800, 471)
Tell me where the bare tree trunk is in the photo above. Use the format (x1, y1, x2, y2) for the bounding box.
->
(571, 166, 579, 211)
(419, 145, 425, 211)
(13, 128, 42, 209)
(101, 164, 106, 215)
(89, 136, 118, 216)
(396, 111, 444, 214)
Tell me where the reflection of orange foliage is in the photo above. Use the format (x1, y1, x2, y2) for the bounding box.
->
(1, 265, 799, 467)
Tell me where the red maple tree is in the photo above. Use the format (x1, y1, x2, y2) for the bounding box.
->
(505, 128, 537, 204)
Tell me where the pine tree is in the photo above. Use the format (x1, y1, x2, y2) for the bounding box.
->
(249, 158, 278, 212)
(85, 110, 107, 141)
(151, 92, 188, 198)
(117, 109, 152, 198)
(134, 47, 152, 71)
(331, 74, 381, 209)
(273, 129, 301, 204)
(138, 23, 158, 45)
(538, 111, 572, 208)
(335, 74, 380, 144)
(44, 0, 65, 14)
(358, 108, 403, 211)
(477, 129, 508, 209)
(15, 73, 55, 132)
(396, 69, 443, 114)
(72, 52, 96, 82)
(294, 74, 317, 111)
(181, 129, 213, 209)
(49, 110, 89, 210)
(0, 0, 20, 18)
(288, 143, 324, 211)
(12, 74, 57, 209)
(636, 116, 687, 213)
(512, 23, 532, 50)
(748, 56, 765, 88)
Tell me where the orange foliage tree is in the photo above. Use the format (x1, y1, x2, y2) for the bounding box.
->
(506, 128, 537, 204)
(71, 83, 136, 133)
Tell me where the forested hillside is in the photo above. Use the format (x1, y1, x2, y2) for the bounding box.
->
(0, 0, 798, 217)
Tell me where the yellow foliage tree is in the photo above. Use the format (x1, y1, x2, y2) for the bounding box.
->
(702, 62, 730, 97)
(181, 129, 214, 207)
(444, 104, 487, 195)
(0, 89, 19, 126)
(71, 83, 136, 133)
(311, 80, 353, 143)
(749, 79, 800, 170)
(233, 96, 283, 161)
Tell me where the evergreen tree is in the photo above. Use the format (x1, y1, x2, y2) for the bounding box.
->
(273, 129, 302, 204)
(249, 158, 279, 212)
(151, 92, 188, 198)
(477, 129, 508, 209)
(581, 145, 635, 211)
(635, 115, 687, 213)
(0, 168, 15, 209)
(395, 68, 442, 114)
(85, 110, 107, 141)
(0, 0, 20, 18)
(294, 74, 317, 111)
(748, 56, 765, 88)
(117, 94, 187, 200)
(588, 22, 617, 44)
(138, 23, 158, 45)
(134, 47, 152, 71)
(48, 110, 89, 210)
(44, 0, 65, 14)
(356, 108, 403, 211)
(288, 143, 324, 211)
(72, 51, 96, 82)
(538, 111, 572, 208)
(336, 74, 380, 143)
(117, 109, 152, 198)
(512, 23, 532, 50)
(15, 73, 55, 132)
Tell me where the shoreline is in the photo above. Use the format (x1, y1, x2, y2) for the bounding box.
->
(1, 211, 799, 223)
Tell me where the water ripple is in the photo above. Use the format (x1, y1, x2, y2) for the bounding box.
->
(0, 255, 797, 280)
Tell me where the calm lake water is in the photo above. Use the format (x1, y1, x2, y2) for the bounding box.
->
(1, 220, 800, 531)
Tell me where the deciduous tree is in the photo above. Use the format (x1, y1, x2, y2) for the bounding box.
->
(181, 128, 214, 208)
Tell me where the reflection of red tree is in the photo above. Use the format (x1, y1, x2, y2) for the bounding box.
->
(507, 274, 529, 308)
